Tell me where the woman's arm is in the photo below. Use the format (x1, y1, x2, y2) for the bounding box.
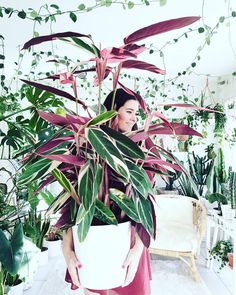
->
(122, 232, 144, 287)
(62, 228, 81, 287)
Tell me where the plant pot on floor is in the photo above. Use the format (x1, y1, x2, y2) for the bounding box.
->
(227, 253, 234, 269)
(43, 239, 62, 259)
(72, 221, 131, 290)
(8, 280, 23, 295)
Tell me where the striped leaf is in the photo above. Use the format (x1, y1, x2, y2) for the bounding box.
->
(126, 160, 153, 198)
(109, 189, 140, 223)
(135, 194, 154, 238)
(51, 168, 78, 201)
(76, 203, 95, 242)
(60, 37, 100, 57)
(93, 164, 102, 199)
(85, 127, 129, 181)
(94, 199, 118, 225)
(86, 111, 117, 127)
(101, 125, 145, 160)
(18, 158, 51, 186)
(46, 191, 71, 216)
(78, 162, 94, 210)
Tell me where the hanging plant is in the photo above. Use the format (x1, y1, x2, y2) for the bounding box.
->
(214, 103, 227, 138)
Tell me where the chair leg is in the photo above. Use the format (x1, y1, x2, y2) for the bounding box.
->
(189, 255, 199, 281)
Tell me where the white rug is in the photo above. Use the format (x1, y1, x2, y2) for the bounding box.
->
(37, 258, 212, 295)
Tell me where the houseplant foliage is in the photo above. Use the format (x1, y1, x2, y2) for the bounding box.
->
(18, 16, 202, 245)
(209, 239, 233, 270)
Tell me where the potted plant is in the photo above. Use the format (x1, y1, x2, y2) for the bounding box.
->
(0, 223, 39, 295)
(18, 16, 202, 289)
(157, 159, 182, 195)
(209, 239, 233, 270)
(44, 226, 62, 258)
(23, 210, 50, 266)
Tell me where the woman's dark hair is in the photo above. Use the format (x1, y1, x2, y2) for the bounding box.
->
(103, 88, 138, 130)
(103, 88, 137, 111)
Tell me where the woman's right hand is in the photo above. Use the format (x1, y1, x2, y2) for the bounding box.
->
(62, 228, 82, 287)
(66, 250, 82, 287)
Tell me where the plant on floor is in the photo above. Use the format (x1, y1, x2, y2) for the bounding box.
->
(0, 223, 37, 293)
(18, 16, 202, 246)
(209, 239, 233, 270)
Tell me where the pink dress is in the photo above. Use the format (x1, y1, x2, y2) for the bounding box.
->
(65, 246, 152, 295)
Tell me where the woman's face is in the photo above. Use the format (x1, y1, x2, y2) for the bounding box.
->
(117, 99, 139, 132)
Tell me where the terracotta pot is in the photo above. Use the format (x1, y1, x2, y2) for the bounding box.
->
(72, 221, 131, 290)
(227, 252, 233, 269)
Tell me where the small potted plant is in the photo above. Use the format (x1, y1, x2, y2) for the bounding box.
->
(44, 226, 62, 258)
(209, 239, 233, 270)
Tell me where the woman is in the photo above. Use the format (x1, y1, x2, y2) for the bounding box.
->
(62, 88, 152, 295)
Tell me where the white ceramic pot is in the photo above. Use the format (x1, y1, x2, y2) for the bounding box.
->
(72, 221, 131, 290)
(8, 281, 23, 295)
(38, 247, 49, 266)
(43, 239, 62, 258)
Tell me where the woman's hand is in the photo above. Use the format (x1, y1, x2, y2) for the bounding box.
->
(66, 250, 82, 287)
(122, 234, 144, 287)
(62, 228, 82, 287)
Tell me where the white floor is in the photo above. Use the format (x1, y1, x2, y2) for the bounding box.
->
(23, 239, 234, 295)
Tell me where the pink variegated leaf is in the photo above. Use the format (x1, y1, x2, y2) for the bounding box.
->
(21, 79, 86, 107)
(59, 72, 75, 85)
(148, 122, 202, 137)
(105, 47, 137, 63)
(42, 68, 96, 81)
(124, 16, 200, 44)
(41, 154, 85, 167)
(144, 158, 183, 172)
(66, 114, 90, 125)
(36, 136, 74, 154)
(118, 82, 148, 113)
(122, 60, 165, 75)
(38, 111, 69, 126)
(121, 44, 147, 56)
(22, 31, 91, 50)
(130, 131, 149, 142)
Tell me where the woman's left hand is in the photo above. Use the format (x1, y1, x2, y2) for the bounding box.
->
(122, 235, 144, 287)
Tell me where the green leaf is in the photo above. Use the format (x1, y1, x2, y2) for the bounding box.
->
(232, 11, 236, 17)
(94, 199, 118, 225)
(61, 36, 100, 57)
(191, 62, 196, 68)
(0, 223, 24, 274)
(128, 1, 134, 9)
(51, 168, 78, 200)
(78, 161, 94, 210)
(101, 125, 145, 160)
(159, 0, 167, 6)
(219, 16, 225, 23)
(50, 4, 59, 9)
(18, 158, 51, 186)
(198, 27, 205, 33)
(40, 190, 54, 206)
(76, 203, 95, 242)
(86, 111, 117, 127)
(86, 128, 130, 181)
(17, 10, 26, 19)
(232, 71, 236, 76)
(135, 195, 153, 237)
(93, 164, 102, 199)
(78, 4, 86, 10)
(126, 160, 153, 198)
(69, 12, 77, 22)
(109, 189, 140, 222)
(105, 0, 112, 7)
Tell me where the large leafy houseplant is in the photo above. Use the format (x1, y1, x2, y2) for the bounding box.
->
(18, 17, 202, 245)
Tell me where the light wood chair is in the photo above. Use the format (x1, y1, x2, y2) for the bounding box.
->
(149, 194, 206, 281)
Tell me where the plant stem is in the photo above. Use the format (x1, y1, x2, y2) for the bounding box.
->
(0, 106, 32, 121)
